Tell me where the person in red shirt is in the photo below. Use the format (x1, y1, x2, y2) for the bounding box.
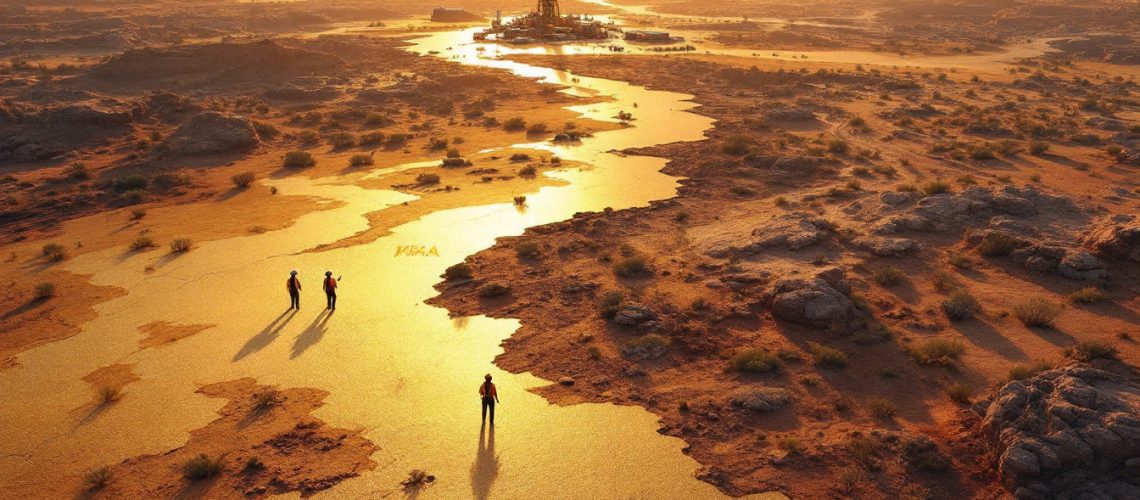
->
(323, 271, 338, 310)
(479, 374, 500, 426)
(286, 270, 302, 310)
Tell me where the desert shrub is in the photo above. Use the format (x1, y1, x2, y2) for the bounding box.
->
(1069, 287, 1106, 304)
(230, 171, 255, 188)
(896, 183, 918, 192)
(1009, 360, 1053, 381)
(1066, 340, 1118, 361)
(910, 339, 966, 366)
(385, 134, 409, 147)
(921, 180, 951, 195)
(976, 232, 1019, 256)
(872, 266, 906, 286)
(868, 398, 896, 419)
(243, 457, 265, 473)
(941, 291, 980, 320)
(598, 291, 625, 319)
(613, 256, 651, 277)
(513, 196, 527, 206)
(526, 122, 548, 135)
(129, 236, 155, 251)
(251, 390, 279, 413)
(719, 135, 753, 155)
(401, 469, 435, 487)
(518, 165, 537, 177)
(253, 121, 279, 139)
(427, 138, 448, 150)
(349, 154, 374, 167)
(948, 254, 973, 269)
(479, 282, 511, 298)
(443, 262, 472, 280)
(808, 342, 848, 368)
(729, 348, 781, 373)
(622, 334, 670, 360)
(42, 243, 67, 262)
(34, 282, 56, 300)
(502, 117, 527, 131)
(298, 130, 320, 144)
(182, 454, 224, 480)
(515, 241, 540, 259)
(946, 383, 973, 404)
(359, 132, 385, 145)
(364, 112, 392, 127)
(65, 163, 91, 181)
(112, 175, 148, 193)
(1106, 145, 1124, 157)
(1028, 140, 1049, 155)
(691, 297, 709, 311)
(509, 153, 531, 162)
(84, 467, 112, 491)
(327, 132, 356, 148)
(170, 237, 193, 253)
(283, 150, 316, 168)
(930, 270, 960, 293)
(98, 386, 121, 405)
(1013, 297, 1062, 328)
(415, 173, 440, 185)
(130, 208, 147, 220)
(827, 139, 850, 155)
(902, 437, 952, 472)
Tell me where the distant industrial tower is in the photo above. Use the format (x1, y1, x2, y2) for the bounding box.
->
(537, 0, 561, 22)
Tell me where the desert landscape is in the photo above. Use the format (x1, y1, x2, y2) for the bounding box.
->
(1, 1, 1139, 499)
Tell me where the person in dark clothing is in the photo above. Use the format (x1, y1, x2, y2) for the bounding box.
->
(286, 270, 302, 309)
(323, 271, 338, 310)
(479, 374, 499, 425)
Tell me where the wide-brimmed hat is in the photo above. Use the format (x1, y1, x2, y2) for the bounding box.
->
(325, 270, 333, 276)
(290, 270, 298, 276)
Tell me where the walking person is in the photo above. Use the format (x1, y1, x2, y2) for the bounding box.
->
(286, 270, 302, 310)
(479, 374, 500, 426)
(323, 271, 338, 311)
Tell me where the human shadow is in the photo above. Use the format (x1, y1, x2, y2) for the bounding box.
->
(233, 308, 295, 362)
(470, 424, 499, 500)
(290, 309, 331, 359)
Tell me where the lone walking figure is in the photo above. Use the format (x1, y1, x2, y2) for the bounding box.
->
(286, 270, 302, 310)
(323, 271, 338, 310)
(479, 374, 499, 426)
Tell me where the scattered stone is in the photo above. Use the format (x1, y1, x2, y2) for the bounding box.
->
(163, 112, 260, 156)
(613, 305, 657, 326)
(558, 376, 575, 386)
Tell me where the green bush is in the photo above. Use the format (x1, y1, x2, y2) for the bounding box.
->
(729, 348, 781, 373)
(283, 151, 316, 169)
(1013, 297, 1062, 328)
(909, 338, 966, 366)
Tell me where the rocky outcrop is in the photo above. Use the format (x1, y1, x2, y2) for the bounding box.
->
(0, 102, 134, 162)
(706, 212, 833, 258)
(872, 186, 1075, 236)
(1084, 214, 1140, 262)
(730, 387, 793, 412)
(978, 361, 1140, 499)
(162, 112, 260, 156)
(765, 268, 861, 332)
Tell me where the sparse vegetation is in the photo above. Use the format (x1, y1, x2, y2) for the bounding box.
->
(1066, 340, 1118, 361)
(502, 117, 527, 131)
(401, 469, 435, 488)
(129, 236, 155, 251)
(479, 282, 511, 298)
(42, 243, 67, 262)
(868, 398, 896, 419)
(808, 342, 848, 368)
(283, 150, 316, 169)
(909, 339, 966, 366)
(622, 334, 671, 360)
(98, 386, 121, 405)
(251, 390, 279, 412)
(728, 348, 781, 373)
(921, 180, 951, 196)
(1069, 287, 1106, 304)
(84, 467, 112, 491)
(941, 291, 981, 321)
(230, 171, 255, 188)
(1013, 297, 1062, 328)
(34, 282, 56, 300)
(182, 454, 225, 480)
(515, 241, 540, 259)
(416, 173, 440, 185)
(778, 437, 804, 454)
(349, 154, 374, 167)
(976, 232, 1019, 256)
(1009, 360, 1054, 381)
(170, 238, 193, 253)
(526, 122, 548, 135)
(444, 262, 473, 280)
(872, 266, 906, 286)
(598, 291, 625, 320)
(946, 383, 973, 404)
(613, 256, 651, 277)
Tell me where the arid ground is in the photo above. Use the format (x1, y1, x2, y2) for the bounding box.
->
(2, 1, 1140, 499)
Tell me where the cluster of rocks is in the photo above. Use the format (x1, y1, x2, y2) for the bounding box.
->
(965, 229, 1110, 281)
(730, 387, 793, 412)
(871, 185, 1075, 235)
(161, 112, 261, 156)
(978, 361, 1140, 499)
(0, 101, 135, 162)
(763, 268, 864, 332)
(1084, 214, 1140, 262)
(762, 106, 817, 123)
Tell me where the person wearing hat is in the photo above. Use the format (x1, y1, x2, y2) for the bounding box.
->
(479, 374, 500, 426)
(322, 271, 338, 310)
(286, 270, 302, 310)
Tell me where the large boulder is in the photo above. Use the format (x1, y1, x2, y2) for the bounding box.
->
(1084, 214, 1140, 262)
(978, 361, 1140, 499)
(730, 387, 793, 412)
(747, 212, 832, 251)
(163, 112, 260, 156)
(766, 268, 860, 331)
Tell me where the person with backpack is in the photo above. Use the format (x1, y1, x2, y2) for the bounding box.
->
(323, 271, 338, 310)
(479, 374, 500, 425)
(286, 270, 302, 310)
